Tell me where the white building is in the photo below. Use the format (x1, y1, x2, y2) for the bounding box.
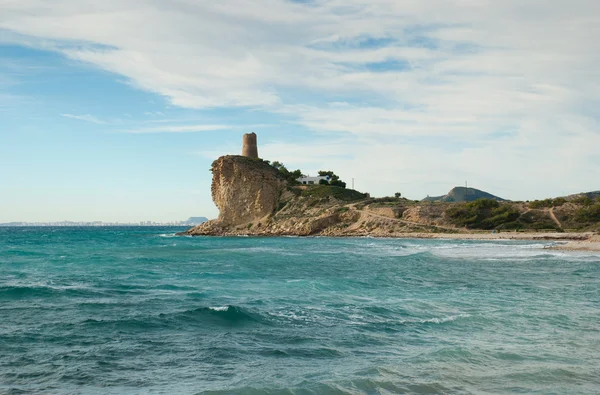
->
(297, 175, 330, 185)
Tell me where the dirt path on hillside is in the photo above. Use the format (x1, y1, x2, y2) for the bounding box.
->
(348, 204, 565, 234)
(548, 208, 562, 229)
(352, 207, 461, 232)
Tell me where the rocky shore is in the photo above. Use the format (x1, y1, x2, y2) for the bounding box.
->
(184, 155, 600, 251)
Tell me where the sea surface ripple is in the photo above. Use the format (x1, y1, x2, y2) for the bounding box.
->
(1, 227, 599, 394)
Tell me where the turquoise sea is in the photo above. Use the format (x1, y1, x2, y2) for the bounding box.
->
(1, 227, 599, 394)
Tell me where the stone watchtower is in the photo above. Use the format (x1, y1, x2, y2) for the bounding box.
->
(241, 132, 259, 159)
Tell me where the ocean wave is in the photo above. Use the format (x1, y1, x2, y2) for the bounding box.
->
(0, 284, 96, 299)
(208, 306, 229, 311)
(170, 305, 267, 326)
(77, 305, 266, 331)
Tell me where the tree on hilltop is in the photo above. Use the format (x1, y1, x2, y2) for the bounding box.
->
(317, 170, 347, 188)
(271, 161, 304, 185)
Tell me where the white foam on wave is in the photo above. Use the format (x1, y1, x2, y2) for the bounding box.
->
(418, 313, 471, 324)
(208, 306, 229, 311)
(403, 240, 573, 261)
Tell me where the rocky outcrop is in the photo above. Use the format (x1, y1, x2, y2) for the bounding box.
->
(183, 155, 460, 236)
(189, 156, 286, 233)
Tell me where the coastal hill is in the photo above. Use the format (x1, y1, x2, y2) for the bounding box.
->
(184, 155, 600, 237)
(566, 191, 600, 201)
(422, 186, 506, 203)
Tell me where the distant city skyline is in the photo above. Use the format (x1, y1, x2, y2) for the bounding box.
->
(1, 1, 599, 222)
(0, 217, 209, 227)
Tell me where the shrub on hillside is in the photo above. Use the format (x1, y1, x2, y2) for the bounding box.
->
(528, 199, 553, 209)
(370, 197, 402, 204)
(318, 171, 347, 189)
(301, 185, 367, 202)
(330, 179, 347, 188)
(574, 203, 600, 223)
(271, 161, 304, 185)
(528, 198, 567, 209)
(518, 211, 561, 231)
(446, 198, 520, 229)
(573, 196, 594, 206)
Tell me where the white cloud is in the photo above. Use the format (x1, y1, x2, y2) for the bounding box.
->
(2, 0, 600, 198)
(126, 123, 273, 134)
(125, 124, 231, 134)
(60, 113, 105, 124)
(143, 111, 164, 117)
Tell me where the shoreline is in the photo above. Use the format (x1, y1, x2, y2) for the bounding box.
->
(182, 229, 600, 251)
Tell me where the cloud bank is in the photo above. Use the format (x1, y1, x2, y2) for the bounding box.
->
(2, 0, 599, 199)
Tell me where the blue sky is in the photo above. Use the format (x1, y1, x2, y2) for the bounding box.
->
(1, 0, 599, 222)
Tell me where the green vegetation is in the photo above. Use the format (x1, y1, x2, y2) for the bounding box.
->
(446, 198, 574, 231)
(394, 192, 402, 198)
(527, 199, 552, 209)
(446, 199, 521, 230)
(552, 197, 567, 207)
(317, 170, 347, 188)
(517, 211, 560, 230)
(227, 156, 283, 177)
(575, 203, 600, 223)
(528, 197, 567, 208)
(572, 195, 594, 206)
(286, 186, 301, 197)
(369, 197, 399, 204)
(271, 161, 304, 185)
(300, 185, 367, 202)
(365, 196, 413, 207)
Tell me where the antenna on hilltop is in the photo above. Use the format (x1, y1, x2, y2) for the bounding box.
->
(465, 180, 468, 201)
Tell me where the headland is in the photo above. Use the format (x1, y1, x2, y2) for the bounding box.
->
(183, 151, 600, 251)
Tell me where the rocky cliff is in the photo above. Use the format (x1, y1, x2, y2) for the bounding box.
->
(204, 155, 287, 227)
(184, 156, 600, 237)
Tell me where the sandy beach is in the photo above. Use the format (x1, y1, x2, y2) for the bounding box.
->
(394, 232, 600, 251)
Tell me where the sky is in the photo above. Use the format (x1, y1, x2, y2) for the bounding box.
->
(1, 0, 599, 222)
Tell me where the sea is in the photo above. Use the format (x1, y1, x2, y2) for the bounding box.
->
(1, 227, 599, 394)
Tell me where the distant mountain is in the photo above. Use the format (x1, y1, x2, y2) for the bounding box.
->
(185, 217, 208, 225)
(422, 186, 507, 203)
(564, 191, 600, 201)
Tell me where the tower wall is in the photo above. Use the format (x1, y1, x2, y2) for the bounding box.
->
(242, 133, 259, 158)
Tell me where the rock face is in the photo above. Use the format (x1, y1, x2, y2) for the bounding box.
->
(204, 155, 285, 227)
